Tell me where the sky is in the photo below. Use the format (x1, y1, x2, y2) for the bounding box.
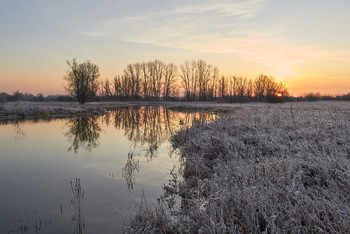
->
(0, 0, 349, 96)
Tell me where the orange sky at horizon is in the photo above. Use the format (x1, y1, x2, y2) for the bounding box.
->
(1, 57, 349, 97)
(2, 71, 349, 97)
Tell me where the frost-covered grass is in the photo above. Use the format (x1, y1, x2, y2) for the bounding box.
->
(165, 102, 244, 113)
(0, 101, 104, 120)
(0, 100, 253, 121)
(0, 100, 270, 121)
(126, 101, 350, 233)
(0, 101, 168, 121)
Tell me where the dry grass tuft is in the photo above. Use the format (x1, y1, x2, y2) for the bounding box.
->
(124, 193, 177, 234)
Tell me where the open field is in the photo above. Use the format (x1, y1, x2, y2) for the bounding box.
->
(126, 101, 350, 233)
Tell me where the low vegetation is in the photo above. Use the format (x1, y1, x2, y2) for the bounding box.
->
(126, 101, 350, 233)
(0, 101, 142, 121)
(0, 101, 225, 122)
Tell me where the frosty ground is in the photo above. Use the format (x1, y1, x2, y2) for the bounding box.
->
(0, 101, 242, 121)
(126, 101, 350, 233)
(0, 101, 173, 121)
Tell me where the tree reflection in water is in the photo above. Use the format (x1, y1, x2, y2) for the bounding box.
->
(13, 121, 25, 141)
(70, 178, 85, 234)
(65, 117, 102, 153)
(113, 106, 216, 191)
(63, 106, 216, 191)
(113, 106, 217, 161)
(122, 151, 140, 191)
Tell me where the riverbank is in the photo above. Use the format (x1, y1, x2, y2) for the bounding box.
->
(0, 101, 174, 121)
(126, 101, 350, 233)
(0, 101, 260, 121)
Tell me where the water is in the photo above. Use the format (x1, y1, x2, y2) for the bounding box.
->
(0, 106, 216, 233)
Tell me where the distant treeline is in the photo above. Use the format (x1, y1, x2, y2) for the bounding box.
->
(0, 91, 76, 103)
(1, 90, 350, 103)
(302, 92, 350, 101)
(1, 59, 349, 103)
(99, 59, 289, 103)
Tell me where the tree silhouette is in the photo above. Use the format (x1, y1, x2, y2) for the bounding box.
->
(64, 58, 100, 104)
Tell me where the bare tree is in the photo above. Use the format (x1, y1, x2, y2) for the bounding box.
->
(141, 62, 151, 99)
(246, 78, 254, 99)
(196, 59, 212, 101)
(180, 60, 199, 100)
(124, 63, 142, 98)
(163, 63, 178, 100)
(148, 60, 164, 99)
(180, 61, 192, 100)
(254, 74, 269, 101)
(228, 76, 239, 98)
(121, 75, 131, 98)
(100, 79, 112, 97)
(219, 76, 227, 98)
(113, 75, 122, 97)
(237, 76, 247, 98)
(64, 58, 100, 104)
(209, 66, 219, 99)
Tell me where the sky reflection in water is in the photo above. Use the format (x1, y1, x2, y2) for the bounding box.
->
(0, 106, 216, 233)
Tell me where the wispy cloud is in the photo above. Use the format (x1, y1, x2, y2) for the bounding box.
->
(82, 0, 349, 76)
(82, 0, 267, 48)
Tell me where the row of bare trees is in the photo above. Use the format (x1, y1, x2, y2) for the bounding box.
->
(217, 74, 288, 102)
(98, 59, 288, 102)
(64, 58, 288, 103)
(180, 60, 220, 101)
(99, 60, 178, 101)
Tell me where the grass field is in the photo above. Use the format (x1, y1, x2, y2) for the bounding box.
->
(126, 101, 350, 233)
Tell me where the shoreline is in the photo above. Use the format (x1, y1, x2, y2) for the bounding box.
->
(0, 100, 261, 121)
(0, 101, 169, 121)
(1, 100, 349, 123)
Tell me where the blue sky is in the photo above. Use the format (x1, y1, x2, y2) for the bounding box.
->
(1, 0, 349, 95)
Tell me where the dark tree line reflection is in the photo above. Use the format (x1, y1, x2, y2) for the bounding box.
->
(112, 106, 217, 190)
(65, 106, 216, 156)
(64, 106, 216, 190)
(2, 107, 216, 232)
(13, 121, 25, 141)
(70, 178, 85, 234)
(122, 151, 140, 191)
(113, 106, 216, 159)
(65, 117, 102, 153)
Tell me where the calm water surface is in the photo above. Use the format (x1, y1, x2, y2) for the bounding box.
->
(0, 106, 216, 233)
